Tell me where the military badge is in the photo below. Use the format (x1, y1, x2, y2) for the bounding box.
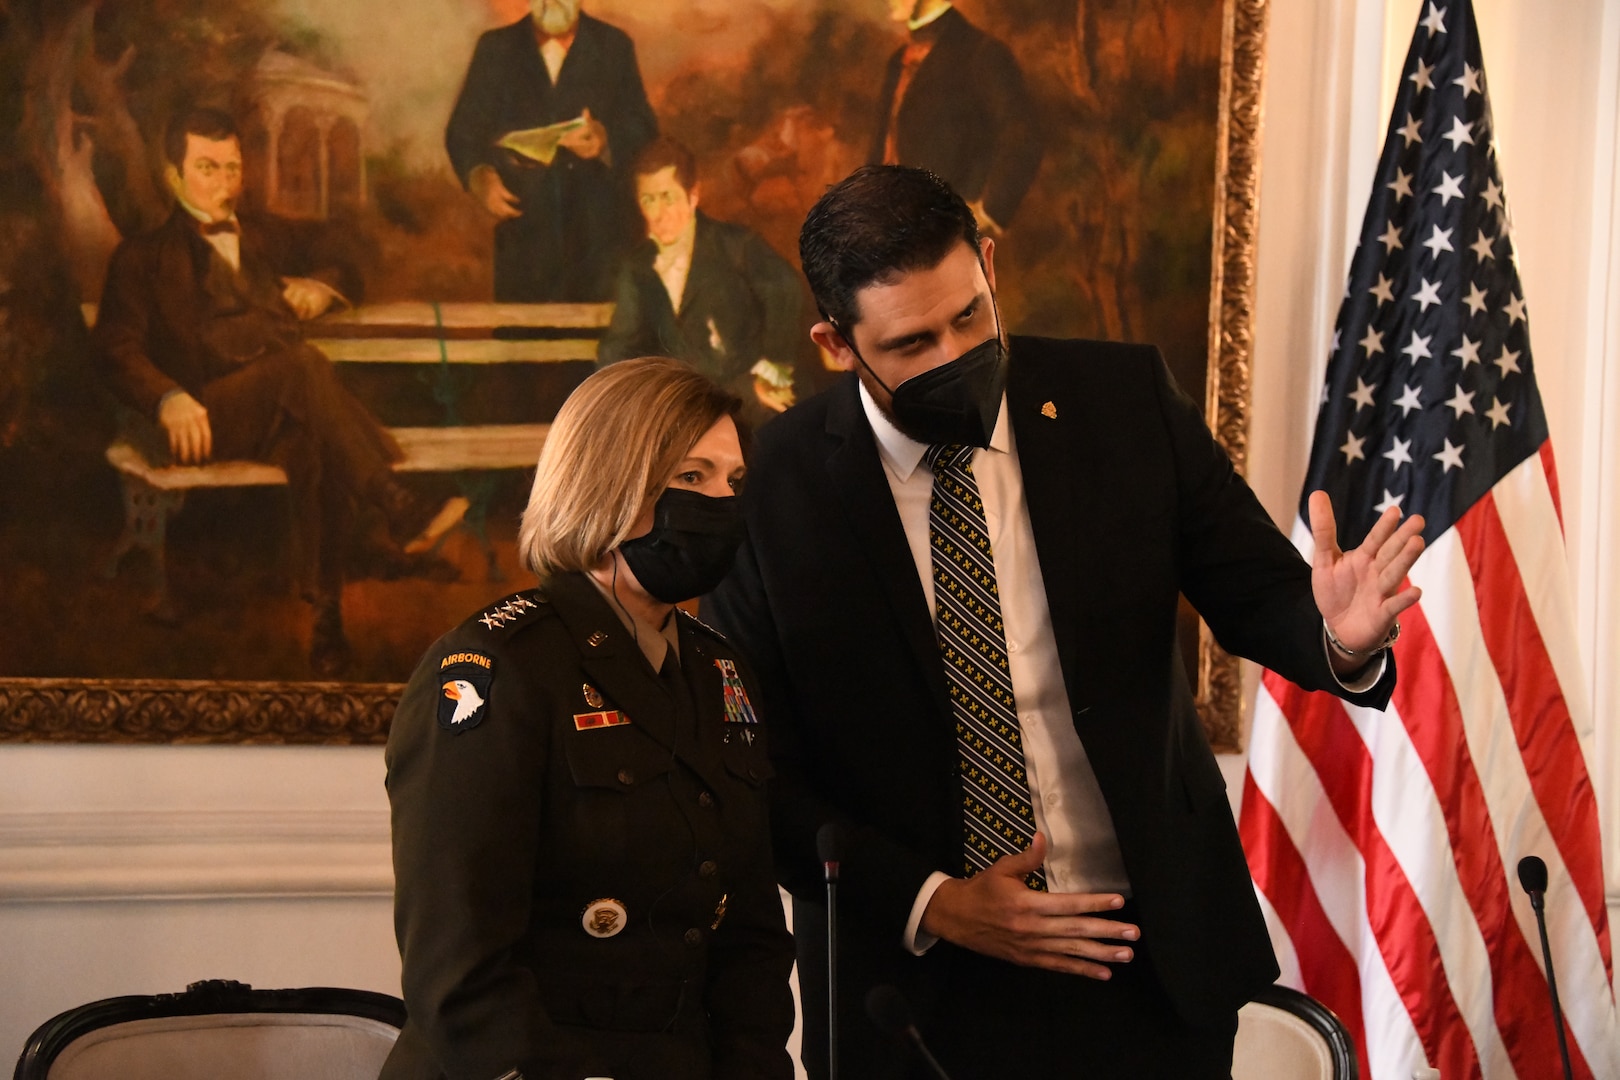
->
(574, 710, 631, 731)
(437, 652, 495, 732)
(582, 897, 627, 938)
(582, 683, 605, 709)
(714, 659, 759, 724)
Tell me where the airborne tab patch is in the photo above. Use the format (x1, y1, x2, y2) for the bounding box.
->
(438, 653, 495, 732)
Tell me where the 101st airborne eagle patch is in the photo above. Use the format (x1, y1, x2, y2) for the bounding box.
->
(438, 651, 495, 732)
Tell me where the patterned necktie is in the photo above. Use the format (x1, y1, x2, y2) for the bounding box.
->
(924, 443, 1046, 890)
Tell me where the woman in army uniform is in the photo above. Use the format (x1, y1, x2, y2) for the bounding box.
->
(382, 357, 795, 1080)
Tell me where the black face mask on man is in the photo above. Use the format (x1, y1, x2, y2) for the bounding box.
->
(837, 298, 1007, 449)
(617, 487, 745, 604)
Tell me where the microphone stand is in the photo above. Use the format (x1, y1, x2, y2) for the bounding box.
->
(818, 824, 844, 1080)
(1518, 855, 1574, 1080)
(1528, 888, 1575, 1080)
(826, 858, 839, 1080)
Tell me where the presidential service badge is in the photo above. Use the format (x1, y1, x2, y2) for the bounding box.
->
(581, 897, 627, 938)
(582, 683, 605, 709)
(437, 651, 495, 732)
(714, 659, 759, 725)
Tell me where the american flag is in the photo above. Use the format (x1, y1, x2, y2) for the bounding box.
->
(1238, 3, 1620, 1077)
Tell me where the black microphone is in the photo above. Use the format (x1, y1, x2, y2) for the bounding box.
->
(866, 985, 954, 1080)
(817, 823, 845, 1080)
(1517, 855, 1574, 1080)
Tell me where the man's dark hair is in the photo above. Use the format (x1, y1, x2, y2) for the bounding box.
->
(798, 165, 980, 332)
(630, 136, 697, 192)
(164, 107, 240, 168)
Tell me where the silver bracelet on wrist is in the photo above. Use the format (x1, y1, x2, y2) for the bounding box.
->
(1325, 619, 1400, 661)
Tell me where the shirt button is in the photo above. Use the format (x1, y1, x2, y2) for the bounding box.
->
(684, 928, 703, 947)
(617, 768, 634, 786)
(1045, 792, 1062, 807)
(698, 860, 718, 878)
(697, 791, 714, 809)
(1008, 640, 1021, 653)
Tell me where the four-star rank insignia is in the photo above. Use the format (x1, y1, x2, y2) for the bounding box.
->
(714, 659, 759, 725)
(477, 594, 540, 631)
(437, 651, 494, 732)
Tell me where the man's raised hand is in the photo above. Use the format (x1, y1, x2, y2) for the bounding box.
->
(1308, 489, 1425, 654)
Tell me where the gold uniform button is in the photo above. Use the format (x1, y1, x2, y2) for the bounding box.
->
(697, 791, 714, 808)
(683, 928, 703, 947)
(698, 860, 717, 878)
(617, 768, 634, 785)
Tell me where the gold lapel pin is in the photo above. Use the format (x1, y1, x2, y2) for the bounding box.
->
(1041, 401, 1058, 420)
(582, 683, 604, 708)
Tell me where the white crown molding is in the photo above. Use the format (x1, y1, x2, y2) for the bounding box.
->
(0, 809, 392, 903)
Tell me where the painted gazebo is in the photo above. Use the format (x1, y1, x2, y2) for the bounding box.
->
(245, 50, 369, 219)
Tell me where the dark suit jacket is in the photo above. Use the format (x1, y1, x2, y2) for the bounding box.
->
(445, 13, 658, 302)
(705, 337, 1396, 1075)
(597, 213, 814, 422)
(94, 207, 362, 418)
(868, 8, 1045, 227)
(383, 573, 795, 1080)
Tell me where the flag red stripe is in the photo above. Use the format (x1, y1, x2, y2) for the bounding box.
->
(1388, 602, 1596, 1079)
(1455, 493, 1611, 971)
(1240, 763, 1372, 1072)
(1267, 670, 1485, 1080)
(1538, 440, 1563, 530)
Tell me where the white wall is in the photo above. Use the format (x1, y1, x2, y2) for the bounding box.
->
(0, 746, 398, 1056)
(4, 0, 1618, 1065)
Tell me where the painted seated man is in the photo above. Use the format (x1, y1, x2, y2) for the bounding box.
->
(598, 137, 814, 426)
(93, 106, 466, 676)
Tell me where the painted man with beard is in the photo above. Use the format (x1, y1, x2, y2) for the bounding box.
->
(446, 0, 658, 302)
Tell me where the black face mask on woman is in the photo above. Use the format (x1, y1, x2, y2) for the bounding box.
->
(617, 487, 745, 604)
(838, 298, 1007, 449)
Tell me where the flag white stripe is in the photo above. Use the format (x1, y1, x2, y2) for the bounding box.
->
(1492, 454, 1598, 746)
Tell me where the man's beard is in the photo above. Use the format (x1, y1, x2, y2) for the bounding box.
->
(532, 0, 581, 35)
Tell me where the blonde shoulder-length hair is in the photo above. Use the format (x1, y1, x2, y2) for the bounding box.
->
(519, 357, 741, 579)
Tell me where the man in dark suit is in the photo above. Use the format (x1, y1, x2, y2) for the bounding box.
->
(446, 0, 658, 302)
(705, 166, 1425, 1076)
(870, 1, 1045, 231)
(598, 137, 814, 428)
(95, 107, 464, 675)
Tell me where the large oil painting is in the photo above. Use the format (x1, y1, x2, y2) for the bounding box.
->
(0, 0, 1264, 744)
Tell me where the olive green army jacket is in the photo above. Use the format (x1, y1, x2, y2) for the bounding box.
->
(382, 571, 795, 1080)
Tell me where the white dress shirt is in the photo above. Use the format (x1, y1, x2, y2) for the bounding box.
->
(653, 215, 697, 316)
(857, 384, 1133, 953)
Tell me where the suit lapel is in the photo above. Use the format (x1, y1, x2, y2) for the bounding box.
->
(823, 381, 952, 718)
(545, 573, 680, 755)
(1006, 341, 1105, 712)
